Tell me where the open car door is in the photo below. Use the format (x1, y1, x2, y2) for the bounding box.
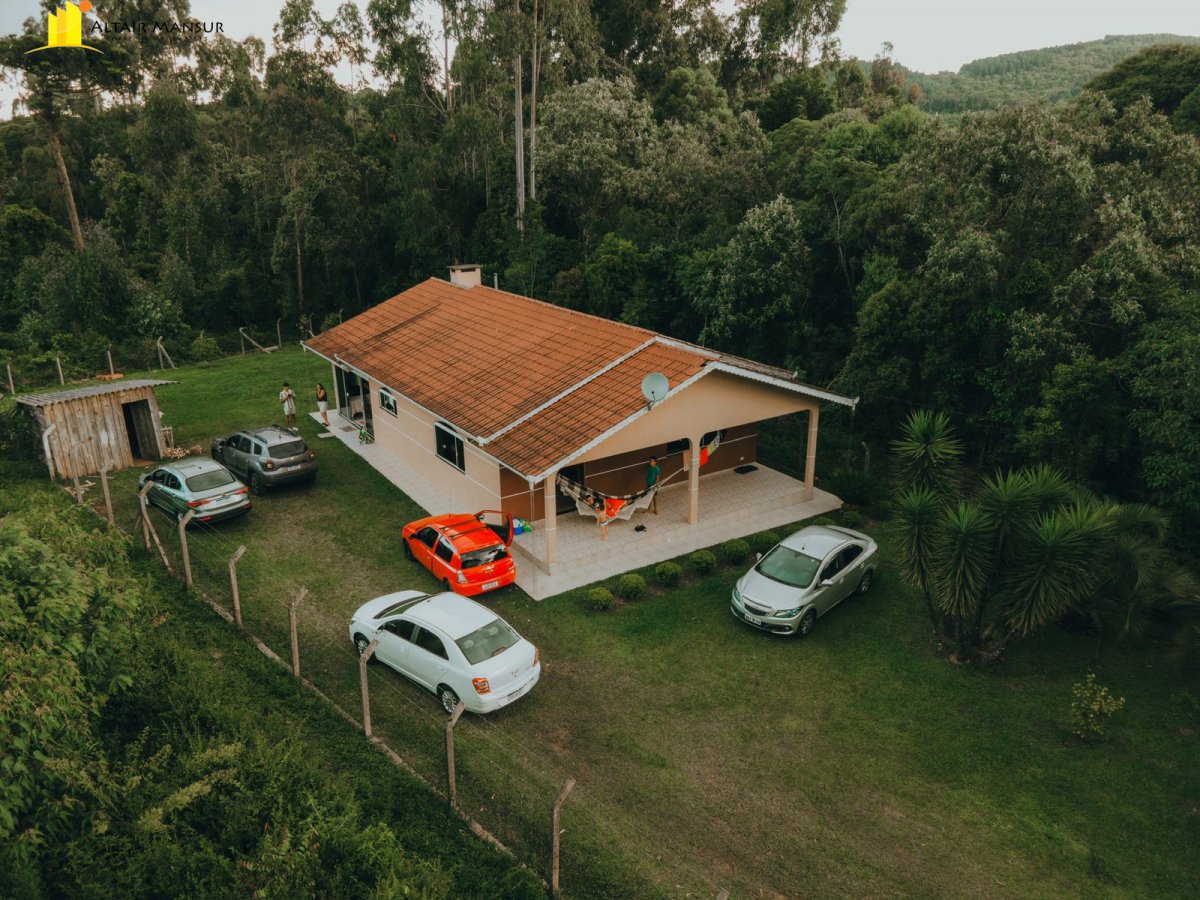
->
(475, 510, 514, 546)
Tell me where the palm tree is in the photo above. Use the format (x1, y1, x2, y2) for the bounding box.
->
(890, 410, 964, 498)
(935, 502, 995, 658)
(895, 486, 943, 631)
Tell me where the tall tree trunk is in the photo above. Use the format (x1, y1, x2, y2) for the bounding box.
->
(442, 0, 453, 118)
(514, 51, 525, 232)
(290, 161, 305, 313)
(529, 0, 540, 201)
(50, 131, 85, 251)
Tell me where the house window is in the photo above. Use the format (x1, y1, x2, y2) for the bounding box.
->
(435, 422, 465, 471)
(379, 390, 398, 417)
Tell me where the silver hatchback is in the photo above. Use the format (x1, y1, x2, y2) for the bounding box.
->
(731, 524, 878, 637)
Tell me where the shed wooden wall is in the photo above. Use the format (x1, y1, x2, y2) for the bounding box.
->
(34, 387, 165, 479)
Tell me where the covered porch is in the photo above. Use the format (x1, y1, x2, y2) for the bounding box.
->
(511, 463, 841, 600)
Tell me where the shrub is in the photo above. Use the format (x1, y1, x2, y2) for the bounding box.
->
(721, 538, 750, 564)
(654, 561, 682, 587)
(824, 468, 888, 508)
(615, 573, 647, 601)
(750, 530, 780, 555)
(812, 516, 834, 526)
(1070, 672, 1126, 739)
(689, 549, 716, 575)
(840, 509, 863, 527)
(585, 587, 614, 612)
(190, 331, 221, 363)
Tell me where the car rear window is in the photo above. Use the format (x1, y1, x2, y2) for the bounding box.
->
(460, 545, 509, 569)
(185, 470, 237, 492)
(455, 619, 519, 665)
(269, 440, 308, 459)
(756, 546, 821, 588)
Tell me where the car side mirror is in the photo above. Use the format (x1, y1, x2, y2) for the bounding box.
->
(819, 579, 833, 588)
(755, 552, 762, 562)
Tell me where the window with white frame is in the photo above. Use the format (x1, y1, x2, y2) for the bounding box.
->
(435, 422, 465, 471)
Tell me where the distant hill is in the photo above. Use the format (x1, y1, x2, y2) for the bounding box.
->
(902, 34, 1200, 114)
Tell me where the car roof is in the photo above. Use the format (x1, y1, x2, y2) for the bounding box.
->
(244, 425, 304, 445)
(159, 457, 227, 477)
(421, 514, 505, 553)
(407, 592, 501, 640)
(780, 525, 860, 558)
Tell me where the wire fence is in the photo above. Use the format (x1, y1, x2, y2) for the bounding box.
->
(63, 470, 730, 898)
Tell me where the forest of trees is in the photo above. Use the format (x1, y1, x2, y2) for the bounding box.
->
(0, 5, 1198, 539)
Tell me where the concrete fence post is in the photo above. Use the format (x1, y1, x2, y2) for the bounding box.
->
(177, 509, 197, 586)
(229, 545, 247, 626)
(55, 353, 64, 385)
(289, 587, 309, 678)
(5, 361, 14, 395)
(138, 481, 154, 550)
(550, 776, 576, 898)
(106, 346, 115, 376)
(445, 701, 466, 809)
(359, 638, 379, 737)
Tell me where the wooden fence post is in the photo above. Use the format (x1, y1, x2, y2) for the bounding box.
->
(5, 361, 13, 395)
(99, 464, 114, 525)
(276, 318, 282, 348)
(445, 701, 466, 809)
(138, 481, 153, 550)
(229, 545, 247, 626)
(359, 639, 379, 737)
(178, 509, 196, 586)
(106, 346, 115, 376)
(55, 353, 64, 385)
(289, 587, 309, 678)
(550, 776, 576, 898)
(239, 331, 245, 355)
(716, 891, 729, 900)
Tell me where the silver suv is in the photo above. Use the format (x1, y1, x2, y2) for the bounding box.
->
(211, 425, 317, 494)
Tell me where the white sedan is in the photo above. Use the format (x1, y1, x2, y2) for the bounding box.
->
(349, 591, 541, 714)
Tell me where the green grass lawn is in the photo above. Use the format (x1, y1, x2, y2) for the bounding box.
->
(31, 347, 1200, 897)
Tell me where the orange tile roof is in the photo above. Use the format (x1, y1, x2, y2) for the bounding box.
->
(305, 277, 844, 478)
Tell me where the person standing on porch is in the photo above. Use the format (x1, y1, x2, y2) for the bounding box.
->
(280, 382, 297, 429)
(315, 383, 330, 427)
(646, 456, 661, 515)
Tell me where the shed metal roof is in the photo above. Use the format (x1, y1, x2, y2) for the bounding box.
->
(15, 379, 176, 408)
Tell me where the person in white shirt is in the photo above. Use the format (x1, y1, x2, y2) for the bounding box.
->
(279, 382, 297, 428)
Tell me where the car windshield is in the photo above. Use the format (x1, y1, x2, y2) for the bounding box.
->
(455, 619, 519, 665)
(185, 470, 236, 492)
(269, 440, 308, 459)
(756, 545, 821, 588)
(460, 545, 509, 569)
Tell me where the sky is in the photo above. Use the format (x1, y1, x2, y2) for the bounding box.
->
(2, 0, 1200, 110)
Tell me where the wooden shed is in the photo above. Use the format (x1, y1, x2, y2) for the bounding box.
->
(16, 379, 176, 479)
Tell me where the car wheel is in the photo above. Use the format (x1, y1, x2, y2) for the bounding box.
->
(858, 570, 874, 595)
(403, 540, 414, 560)
(353, 634, 371, 658)
(797, 609, 816, 638)
(249, 472, 264, 495)
(437, 685, 461, 715)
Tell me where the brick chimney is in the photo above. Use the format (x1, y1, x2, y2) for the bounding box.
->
(449, 264, 482, 288)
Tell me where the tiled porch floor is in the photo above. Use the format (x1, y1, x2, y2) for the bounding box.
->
(312, 412, 842, 601)
(510, 466, 842, 599)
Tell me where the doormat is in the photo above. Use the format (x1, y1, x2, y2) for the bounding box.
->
(340, 425, 357, 433)
(734, 465, 758, 474)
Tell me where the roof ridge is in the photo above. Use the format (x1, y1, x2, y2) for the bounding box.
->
(456, 279, 657, 341)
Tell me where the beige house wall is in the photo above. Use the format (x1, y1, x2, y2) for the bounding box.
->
(577, 370, 816, 464)
(359, 375, 504, 513)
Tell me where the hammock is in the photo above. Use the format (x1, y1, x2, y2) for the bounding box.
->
(556, 474, 658, 522)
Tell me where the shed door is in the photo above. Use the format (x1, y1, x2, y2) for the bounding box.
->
(122, 400, 161, 461)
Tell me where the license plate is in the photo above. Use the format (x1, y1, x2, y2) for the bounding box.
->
(745, 613, 763, 626)
(482, 580, 500, 591)
(284, 465, 302, 472)
(506, 680, 531, 702)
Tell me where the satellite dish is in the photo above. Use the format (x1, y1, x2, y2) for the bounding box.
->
(641, 372, 670, 407)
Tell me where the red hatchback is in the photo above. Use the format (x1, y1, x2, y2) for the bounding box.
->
(402, 510, 517, 596)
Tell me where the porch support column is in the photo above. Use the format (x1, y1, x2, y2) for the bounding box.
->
(543, 473, 557, 569)
(803, 406, 820, 501)
(688, 434, 702, 524)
